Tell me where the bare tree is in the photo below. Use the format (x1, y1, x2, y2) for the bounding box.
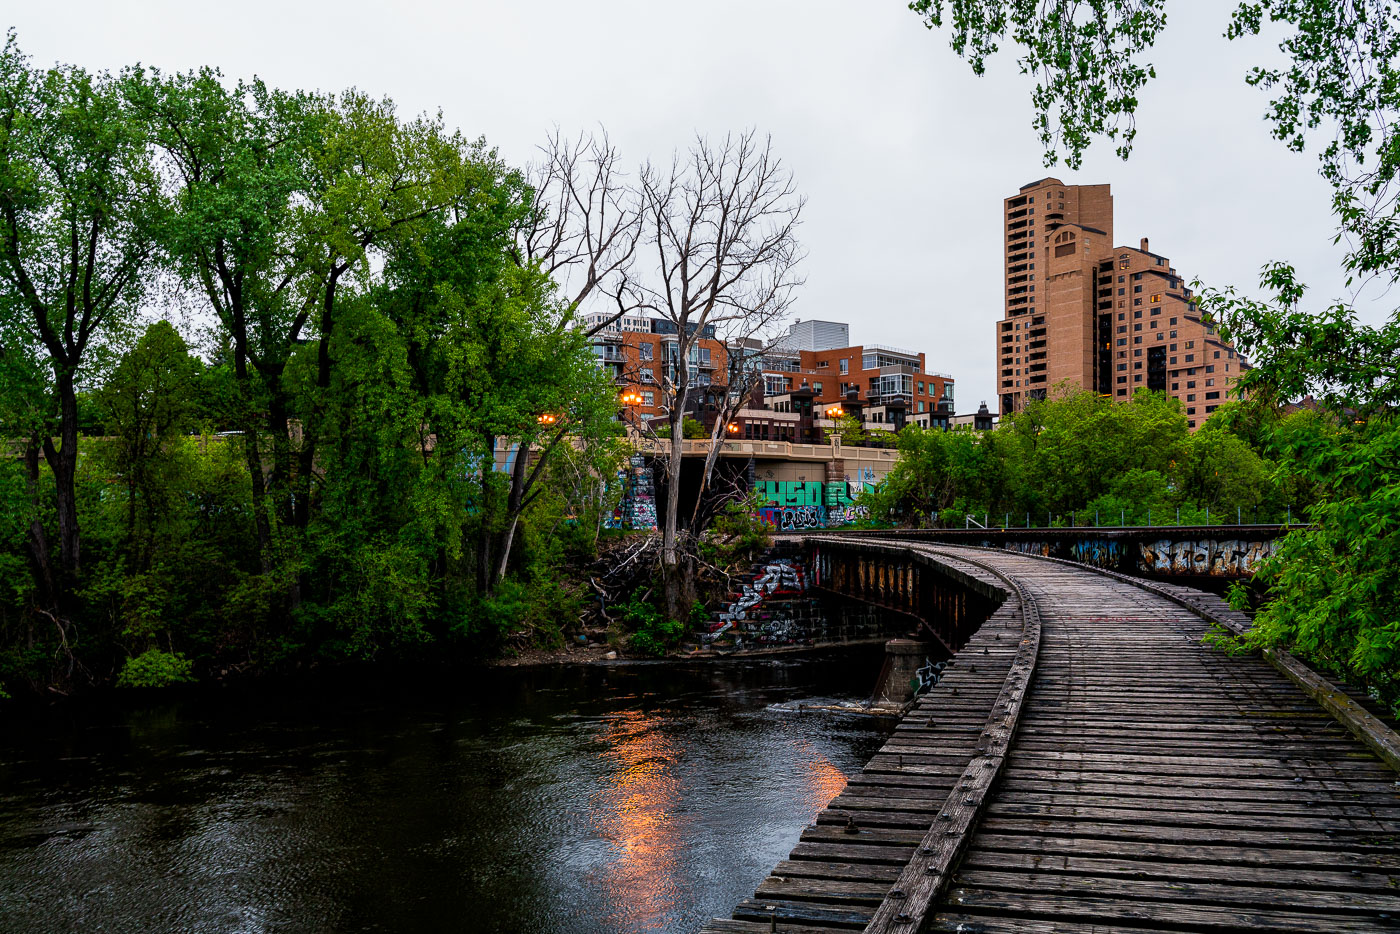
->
(688, 338, 766, 527)
(516, 127, 642, 335)
(637, 130, 805, 619)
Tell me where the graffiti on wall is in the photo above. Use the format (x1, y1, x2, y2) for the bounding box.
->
(705, 557, 809, 645)
(603, 456, 658, 530)
(753, 479, 875, 528)
(1069, 539, 1122, 569)
(1139, 538, 1277, 577)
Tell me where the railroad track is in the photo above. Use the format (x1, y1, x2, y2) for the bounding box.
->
(700, 541, 1400, 933)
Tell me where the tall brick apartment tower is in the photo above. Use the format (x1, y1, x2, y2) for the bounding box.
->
(997, 178, 1246, 429)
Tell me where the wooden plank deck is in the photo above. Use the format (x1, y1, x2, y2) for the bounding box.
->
(701, 543, 1400, 933)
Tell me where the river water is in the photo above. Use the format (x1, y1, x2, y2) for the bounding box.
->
(0, 650, 889, 934)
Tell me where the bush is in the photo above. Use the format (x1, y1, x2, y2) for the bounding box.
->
(701, 493, 772, 566)
(116, 648, 196, 688)
(622, 596, 686, 657)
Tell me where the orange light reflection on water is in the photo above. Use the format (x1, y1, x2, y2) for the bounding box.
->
(587, 716, 854, 931)
(793, 739, 850, 819)
(589, 711, 685, 931)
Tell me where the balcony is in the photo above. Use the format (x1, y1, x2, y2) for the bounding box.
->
(596, 346, 626, 364)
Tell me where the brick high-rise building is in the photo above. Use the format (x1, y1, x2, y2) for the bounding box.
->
(998, 178, 1246, 429)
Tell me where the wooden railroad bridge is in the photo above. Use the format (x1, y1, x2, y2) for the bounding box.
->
(701, 535, 1400, 933)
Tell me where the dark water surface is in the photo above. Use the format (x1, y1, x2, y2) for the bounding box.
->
(0, 651, 889, 934)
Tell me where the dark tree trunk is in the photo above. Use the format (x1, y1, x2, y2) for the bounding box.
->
(43, 372, 82, 588)
(22, 437, 57, 612)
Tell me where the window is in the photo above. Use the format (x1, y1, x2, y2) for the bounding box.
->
(918, 401, 925, 412)
(1133, 323, 1142, 332)
(642, 391, 655, 406)
(1133, 298, 1142, 306)
(1185, 340, 1195, 348)
(1171, 382, 1179, 391)
(1117, 288, 1125, 295)
(1206, 391, 1220, 400)
(639, 343, 654, 361)
(817, 360, 829, 368)
(1185, 354, 1195, 362)
(1213, 350, 1221, 359)
(1133, 336, 1142, 344)
(1134, 285, 1143, 293)
(1155, 332, 1164, 341)
(1116, 363, 1127, 371)
(1116, 338, 1127, 347)
(1206, 378, 1215, 387)
(1206, 364, 1215, 373)
(1117, 313, 1125, 321)
(918, 381, 925, 394)
(640, 367, 654, 383)
(1117, 325, 1127, 334)
(814, 382, 822, 394)
(1150, 307, 1161, 316)
(1150, 294, 1161, 303)
(1116, 376, 1127, 384)
(1117, 275, 1125, 283)
(839, 359, 849, 374)
(1170, 317, 1178, 325)
(1187, 380, 1196, 388)
(1169, 330, 1177, 338)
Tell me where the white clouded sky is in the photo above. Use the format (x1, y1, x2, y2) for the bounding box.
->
(7, 1, 1378, 411)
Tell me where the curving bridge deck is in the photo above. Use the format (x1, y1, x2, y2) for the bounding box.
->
(701, 540, 1400, 933)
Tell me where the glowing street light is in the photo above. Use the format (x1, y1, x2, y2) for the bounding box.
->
(536, 413, 558, 426)
(620, 389, 644, 407)
(825, 404, 844, 419)
(726, 422, 740, 434)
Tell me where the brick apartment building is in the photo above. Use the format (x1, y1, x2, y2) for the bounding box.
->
(739, 321, 955, 443)
(581, 312, 730, 422)
(999, 178, 1247, 429)
(582, 312, 957, 442)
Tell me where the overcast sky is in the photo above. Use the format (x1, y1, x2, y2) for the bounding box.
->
(8, 1, 1376, 411)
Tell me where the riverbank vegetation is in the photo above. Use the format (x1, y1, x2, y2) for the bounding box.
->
(0, 34, 643, 696)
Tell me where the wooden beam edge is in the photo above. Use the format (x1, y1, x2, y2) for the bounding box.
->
(859, 546, 1042, 934)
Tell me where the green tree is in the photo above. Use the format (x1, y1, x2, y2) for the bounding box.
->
(0, 34, 161, 613)
(95, 320, 202, 565)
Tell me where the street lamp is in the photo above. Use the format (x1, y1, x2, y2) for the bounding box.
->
(620, 389, 644, 407)
(825, 404, 844, 419)
(536, 412, 558, 426)
(726, 422, 740, 435)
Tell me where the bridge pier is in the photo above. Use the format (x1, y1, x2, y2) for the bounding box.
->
(872, 638, 933, 707)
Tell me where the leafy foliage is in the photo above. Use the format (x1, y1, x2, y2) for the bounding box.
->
(622, 596, 687, 657)
(116, 648, 195, 688)
(0, 36, 628, 695)
(864, 388, 1295, 527)
(908, 0, 1166, 167)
